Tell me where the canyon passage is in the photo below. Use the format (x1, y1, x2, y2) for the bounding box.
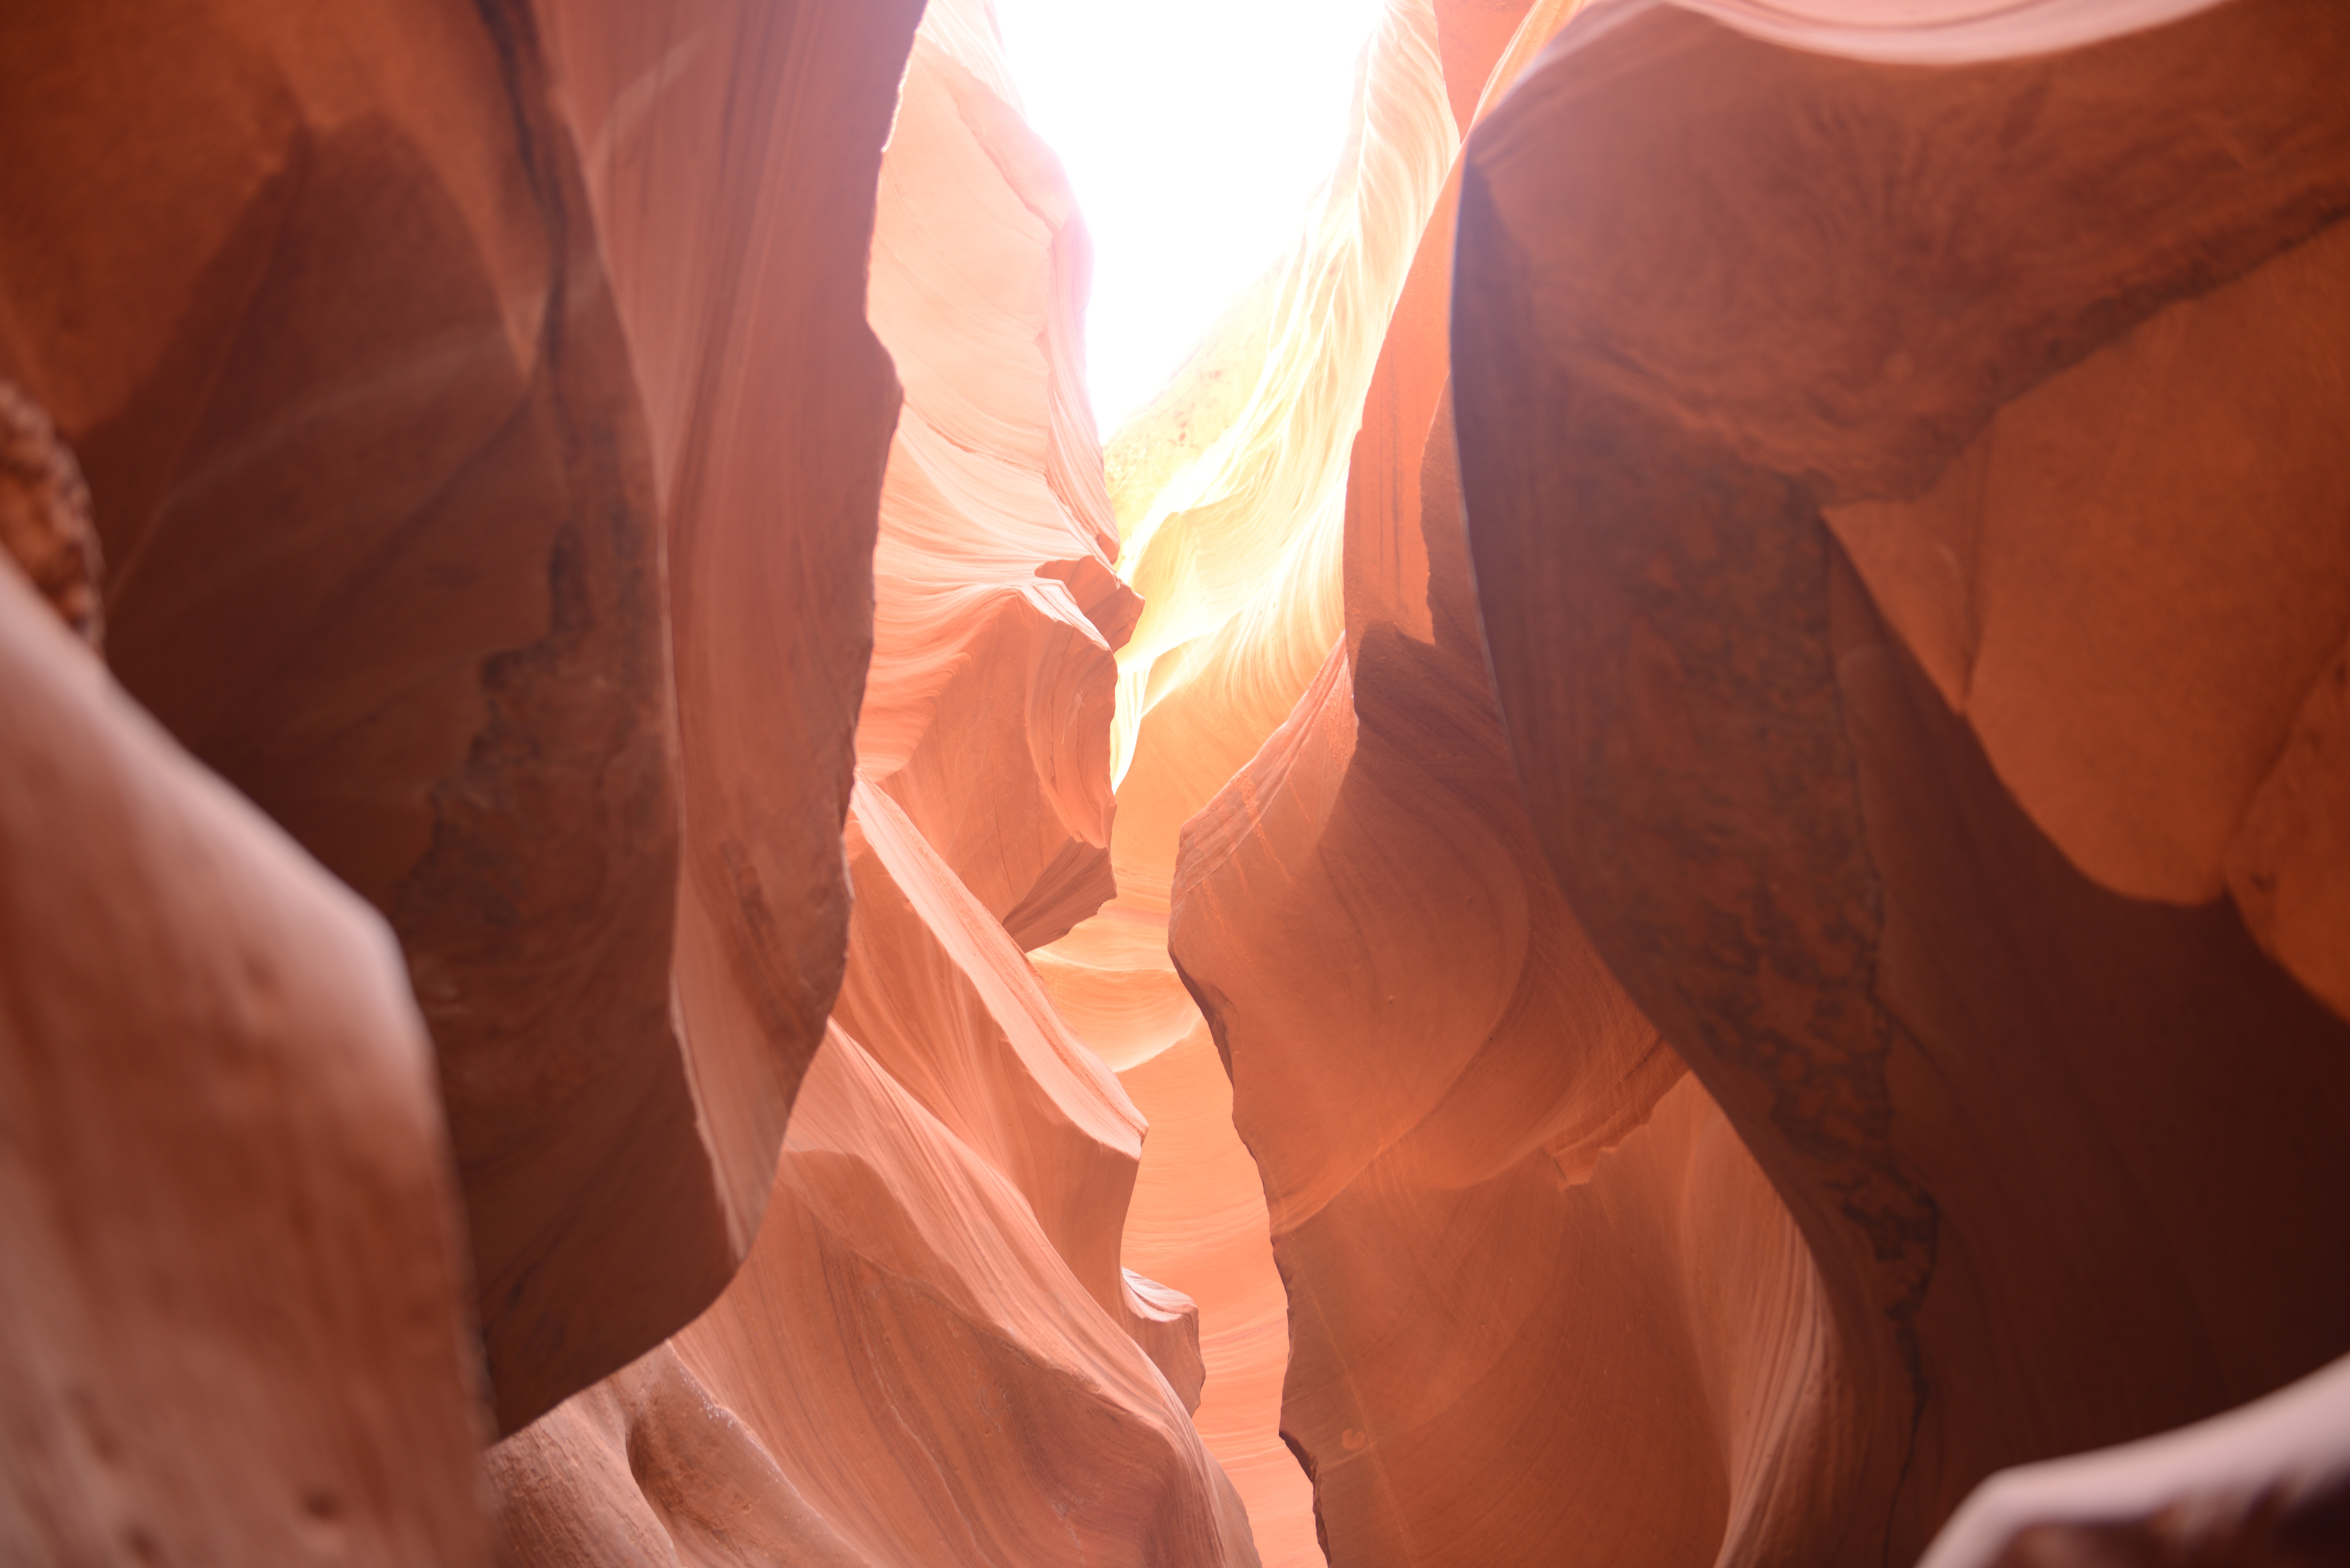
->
(3, 1, 2348, 1565)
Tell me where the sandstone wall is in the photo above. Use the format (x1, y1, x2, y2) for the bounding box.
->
(0, 0, 920, 1435)
(1451, 0, 2350, 1559)
(484, 4, 1261, 1562)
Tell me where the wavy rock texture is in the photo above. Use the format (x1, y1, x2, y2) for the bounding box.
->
(1453, 0, 2350, 1559)
(0, 0, 920, 1430)
(519, 0, 925, 1426)
(14, 0, 2347, 1560)
(1028, 7, 1471, 1559)
(1168, 4, 1874, 1563)
(494, 780, 1254, 1568)
(488, 7, 1254, 1562)
(859, 5, 1140, 950)
(0, 555, 489, 1564)
(0, 0, 670, 1429)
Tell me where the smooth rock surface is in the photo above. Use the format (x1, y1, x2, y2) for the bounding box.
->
(1034, 8, 1472, 1554)
(0, 556, 489, 1565)
(1165, 9, 1855, 1554)
(1918, 1352, 2350, 1568)
(535, 0, 924, 1427)
(0, 0, 685, 1430)
(1157, 5, 1854, 1562)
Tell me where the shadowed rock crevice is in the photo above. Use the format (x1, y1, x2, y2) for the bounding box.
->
(1453, 2, 2350, 1559)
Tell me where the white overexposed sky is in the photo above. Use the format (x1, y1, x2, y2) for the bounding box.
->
(990, 0, 1391, 431)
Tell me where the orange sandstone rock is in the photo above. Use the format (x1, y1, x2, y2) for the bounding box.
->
(834, 781, 1205, 1407)
(0, 0, 923, 1429)
(488, 8, 1252, 1561)
(0, 556, 489, 1564)
(1118, 1024, 1321, 1568)
(1172, 320, 1843, 1567)
(491, 788, 1255, 1568)
(859, 2, 1139, 949)
(1031, 14, 1464, 1556)
(1454, 0, 2350, 1557)
(533, 0, 923, 1426)
(1163, 7, 1847, 1564)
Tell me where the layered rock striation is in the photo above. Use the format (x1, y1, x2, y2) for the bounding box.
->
(1167, 4, 1869, 1563)
(859, 7, 1140, 949)
(9, 0, 2350, 1562)
(1036, 6, 1469, 1556)
(1174, 0, 2350, 1564)
(488, 4, 1259, 1562)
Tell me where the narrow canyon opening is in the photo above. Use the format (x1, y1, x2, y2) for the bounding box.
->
(4, 2, 2349, 1567)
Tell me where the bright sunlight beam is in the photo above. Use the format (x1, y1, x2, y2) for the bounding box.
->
(990, 0, 1393, 431)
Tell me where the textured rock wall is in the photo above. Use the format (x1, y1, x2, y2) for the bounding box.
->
(860, 9, 1140, 949)
(0, 0, 918, 1433)
(486, 4, 1260, 1562)
(1450, 0, 2350, 1560)
(1168, 0, 2350, 1563)
(492, 784, 1254, 1568)
(11, 0, 2349, 1560)
(1167, 4, 1872, 1563)
(1033, 6, 1467, 1557)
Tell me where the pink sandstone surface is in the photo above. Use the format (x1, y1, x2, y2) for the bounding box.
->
(486, 5, 1254, 1562)
(4, 0, 2350, 1562)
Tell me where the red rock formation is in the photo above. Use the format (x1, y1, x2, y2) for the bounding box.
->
(490, 773, 1253, 1565)
(1118, 1021, 1320, 1568)
(15, 0, 2348, 1559)
(486, 7, 1256, 1561)
(1151, 8, 1829, 1566)
(0, 554, 489, 1563)
(1167, 11, 1865, 1562)
(512, 0, 926, 1426)
(493, 783, 1253, 1567)
(1451, 0, 2350, 1558)
(1171, 617, 1854, 1563)
(1030, 10, 1469, 1557)
(0, 0, 921, 1430)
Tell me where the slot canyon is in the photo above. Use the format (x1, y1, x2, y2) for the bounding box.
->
(3, 0, 2348, 1563)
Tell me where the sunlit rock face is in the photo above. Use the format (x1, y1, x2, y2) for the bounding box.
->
(0, 0, 918, 1432)
(1451, 0, 2350, 1560)
(494, 785, 1252, 1568)
(531, 0, 927, 1430)
(1166, 4, 1861, 1564)
(860, 5, 1140, 949)
(8, 0, 2349, 1558)
(1031, 5, 1470, 1557)
(488, 4, 1256, 1563)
